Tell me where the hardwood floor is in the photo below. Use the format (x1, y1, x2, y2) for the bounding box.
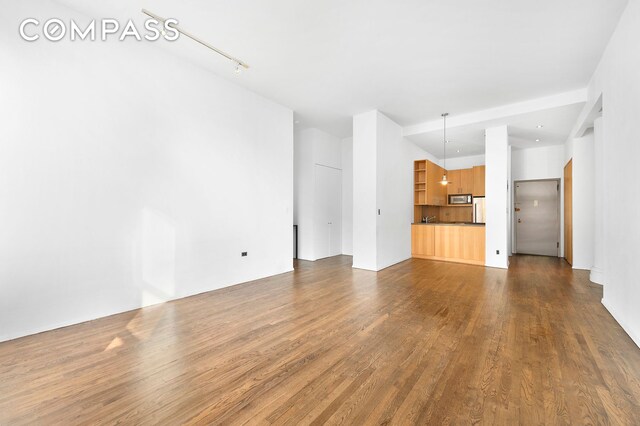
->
(1, 255, 640, 424)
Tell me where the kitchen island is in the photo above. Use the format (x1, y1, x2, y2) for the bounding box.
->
(411, 223, 485, 265)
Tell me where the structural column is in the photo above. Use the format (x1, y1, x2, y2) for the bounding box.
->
(590, 116, 605, 284)
(352, 111, 378, 270)
(485, 126, 509, 269)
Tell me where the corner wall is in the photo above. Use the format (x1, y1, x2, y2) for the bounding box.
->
(0, 2, 294, 342)
(576, 0, 640, 346)
(571, 133, 595, 270)
(293, 128, 343, 261)
(353, 111, 430, 271)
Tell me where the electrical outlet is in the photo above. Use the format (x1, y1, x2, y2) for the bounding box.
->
(496, 250, 500, 255)
(241, 252, 248, 257)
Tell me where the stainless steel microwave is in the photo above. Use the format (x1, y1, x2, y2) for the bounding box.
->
(448, 194, 472, 205)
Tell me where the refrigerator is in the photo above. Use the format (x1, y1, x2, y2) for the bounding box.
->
(473, 197, 486, 224)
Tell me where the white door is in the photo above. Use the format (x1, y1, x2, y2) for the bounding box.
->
(314, 165, 342, 259)
(514, 180, 560, 256)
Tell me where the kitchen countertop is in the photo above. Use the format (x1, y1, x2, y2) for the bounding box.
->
(412, 222, 485, 227)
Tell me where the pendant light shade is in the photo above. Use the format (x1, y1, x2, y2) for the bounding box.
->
(439, 113, 452, 185)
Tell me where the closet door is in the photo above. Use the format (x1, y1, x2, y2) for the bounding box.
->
(314, 165, 342, 259)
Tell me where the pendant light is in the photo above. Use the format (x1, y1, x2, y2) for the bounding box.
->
(439, 113, 452, 185)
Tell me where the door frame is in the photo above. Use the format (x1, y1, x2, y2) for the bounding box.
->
(564, 160, 573, 265)
(512, 178, 561, 256)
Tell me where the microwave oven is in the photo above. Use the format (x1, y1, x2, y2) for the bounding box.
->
(448, 194, 472, 205)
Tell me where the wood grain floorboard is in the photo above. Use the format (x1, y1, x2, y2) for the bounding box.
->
(1, 255, 640, 424)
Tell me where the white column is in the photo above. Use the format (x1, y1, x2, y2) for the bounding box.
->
(352, 111, 378, 270)
(590, 116, 605, 284)
(485, 126, 509, 269)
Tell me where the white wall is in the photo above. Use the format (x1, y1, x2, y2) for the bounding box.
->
(439, 154, 485, 170)
(507, 145, 512, 256)
(590, 117, 605, 284)
(511, 144, 565, 257)
(577, 0, 640, 347)
(511, 145, 565, 182)
(293, 128, 342, 260)
(571, 133, 595, 270)
(294, 129, 315, 260)
(353, 112, 379, 270)
(353, 111, 429, 271)
(341, 138, 353, 256)
(0, 2, 293, 342)
(376, 113, 426, 270)
(484, 126, 509, 269)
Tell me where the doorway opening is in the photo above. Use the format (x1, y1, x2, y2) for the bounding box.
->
(513, 179, 561, 257)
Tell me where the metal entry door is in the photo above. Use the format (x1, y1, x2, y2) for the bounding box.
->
(514, 180, 560, 256)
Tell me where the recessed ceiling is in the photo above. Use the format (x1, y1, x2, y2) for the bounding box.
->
(407, 103, 585, 159)
(57, 0, 627, 137)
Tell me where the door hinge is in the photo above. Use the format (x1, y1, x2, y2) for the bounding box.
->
(557, 242, 560, 248)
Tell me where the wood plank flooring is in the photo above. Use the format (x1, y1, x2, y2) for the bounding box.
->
(1, 255, 640, 424)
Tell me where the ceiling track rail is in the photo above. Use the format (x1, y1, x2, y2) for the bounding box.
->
(141, 8, 250, 70)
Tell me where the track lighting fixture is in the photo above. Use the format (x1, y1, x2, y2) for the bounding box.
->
(141, 9, 250, 73)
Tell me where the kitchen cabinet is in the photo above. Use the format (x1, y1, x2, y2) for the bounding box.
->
(411, 224, 485, 265)
(411, 224, 435, 256)
(446, 170, 461, 195)
(473, 166, 486, 197)
(447, 168, 473, 196)
(431, 163, 447, 206)
(461, 169, 474, 194)
(415, 159, 446, 207)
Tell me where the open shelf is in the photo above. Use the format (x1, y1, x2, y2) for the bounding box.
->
(414, 160, 428, 206)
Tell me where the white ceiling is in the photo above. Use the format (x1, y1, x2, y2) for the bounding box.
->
(407, 103, 586, 159)
(59, 0, 627, 139)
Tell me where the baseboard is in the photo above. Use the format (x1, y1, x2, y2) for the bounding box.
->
(352, 264, 378, 272)
(590, 267, 605, 285)
(601, 298, 640, 349)
(353, 256, 411, 272)
(412, 254, 484, 266)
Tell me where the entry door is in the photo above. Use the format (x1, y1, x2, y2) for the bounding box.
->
(314, 165, 342, 259)
(514, 180, 560, 256)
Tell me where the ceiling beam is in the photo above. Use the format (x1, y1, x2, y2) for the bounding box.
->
(570, 92, 602, 138)
(403, 88, 588, 137)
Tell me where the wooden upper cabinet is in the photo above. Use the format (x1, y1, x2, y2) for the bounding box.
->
(417, 160, 479, 206)
(446, 168, 473, 195)
(460, 169, 473, 194)
(472, 166, 486, 197)
(446, 170, 461, 195)
(426, 161, 447, 206)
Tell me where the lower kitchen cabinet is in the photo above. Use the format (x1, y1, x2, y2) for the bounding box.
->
(411, 224, 485, 265)
(411, 224, 435, 256)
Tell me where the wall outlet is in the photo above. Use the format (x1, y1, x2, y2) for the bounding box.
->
(496, 250, 500, 255)
(241, 252, 248, 257)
